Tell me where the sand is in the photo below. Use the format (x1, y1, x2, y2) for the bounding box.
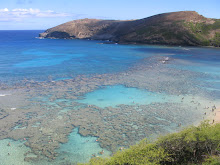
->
(214, 108, 220, 124)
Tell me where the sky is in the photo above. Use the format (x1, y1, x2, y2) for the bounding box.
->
(0, 0, 219, 30)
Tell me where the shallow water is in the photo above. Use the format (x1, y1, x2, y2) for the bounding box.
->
(56, 128, 111, 164)
(0, 31, 220, 164)
(0, 139, 32, 165)
(77, 85, 179, 108)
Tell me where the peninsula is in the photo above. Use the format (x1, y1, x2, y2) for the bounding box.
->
(40, 11, 220, 47)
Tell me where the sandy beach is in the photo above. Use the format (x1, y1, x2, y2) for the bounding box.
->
(214, 108, 220, 124)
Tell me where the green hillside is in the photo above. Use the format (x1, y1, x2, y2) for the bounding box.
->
(79, 122, 220, 165)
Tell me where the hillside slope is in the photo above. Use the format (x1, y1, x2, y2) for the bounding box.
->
(40, 11, 220, 47)
(80, 122, 220, 165)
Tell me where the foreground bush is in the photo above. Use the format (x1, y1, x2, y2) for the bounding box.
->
(80, 121, 220, 165)
(157, 121, 220, 164)
(202, 156, 220, 165)
(80, 141, 169, 165)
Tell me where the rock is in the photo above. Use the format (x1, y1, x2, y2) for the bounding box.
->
(39, 32, 48, 38)
(39, 11, 220, 47)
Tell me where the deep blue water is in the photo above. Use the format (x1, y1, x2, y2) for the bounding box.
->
(0, 30, 219, 84)
(0, 30, 220, 93)
(0, 30, 148, 82)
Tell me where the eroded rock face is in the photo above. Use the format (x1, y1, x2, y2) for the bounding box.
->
(46, 31, 75, 39)
(39, 32, 48, 38)
(39, 11, 220, 47)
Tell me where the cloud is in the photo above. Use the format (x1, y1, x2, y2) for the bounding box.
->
(0, 8, 9, 12)
(0, 8, 73, 22)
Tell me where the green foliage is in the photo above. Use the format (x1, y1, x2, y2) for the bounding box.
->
(135, 19, 220, 47)
(201, 40, 211, 46)
(107, 140, 169, 165)
(203, 156, 220, 165)
(80, 122, 220, 165)
(212, 32, 220, 47)
(81, 140, 170, 165)
(78, 157, 109, 165)
(182, 19, 220, 46)
(211, 20, 220, 30)
(136, 26, 155, 35)
(156, 121, 220, 164)
(185, 21, 220, 35)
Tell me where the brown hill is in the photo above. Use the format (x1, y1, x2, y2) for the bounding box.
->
(40, 11, 220, 47)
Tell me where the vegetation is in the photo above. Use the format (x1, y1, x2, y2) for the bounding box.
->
(182, 19, 220, 46)
(185, 20, 220, 35)
(212, 32, 220, 47)
(41, 11, 220, 47)
(79, 121, 220, 165)
(135, 19, 220, 46)
(157, 121, 220, 164)
(136, 26, 155, 35)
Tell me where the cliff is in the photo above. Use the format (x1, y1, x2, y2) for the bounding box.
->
(40, 11, 220, 47)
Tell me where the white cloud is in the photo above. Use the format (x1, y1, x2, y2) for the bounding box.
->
(0, 8, 9, 12)
(0, 8, 72, 21)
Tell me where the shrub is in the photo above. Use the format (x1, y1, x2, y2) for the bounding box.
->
(156, 121, 220, 164)
(80, 122, 220, 165)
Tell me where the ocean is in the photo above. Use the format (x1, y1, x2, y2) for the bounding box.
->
(0, 30, 219, 164)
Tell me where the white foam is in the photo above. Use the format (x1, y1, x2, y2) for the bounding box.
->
(0, 94, 11, 97)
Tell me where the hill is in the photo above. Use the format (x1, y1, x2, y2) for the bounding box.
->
(39, 11, 220, 47)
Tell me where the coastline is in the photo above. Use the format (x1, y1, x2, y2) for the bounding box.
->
(38, 37, 220, 48)
(214, 108, 220, 124)
(1, 30, 220, 164)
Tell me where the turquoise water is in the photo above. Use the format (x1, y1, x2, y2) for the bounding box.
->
(0, 139, 33, 165)
(77, 85, 177, 108)
(0, 31, 220, 164)
(171, 62, 220, 92)
(158, 47, 220, 93)
(56, 128, 111, 164)
(0, 133, 110, 165)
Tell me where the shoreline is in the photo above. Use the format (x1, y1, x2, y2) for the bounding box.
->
(39, 37, 220, 48)
(214, 108, 220, 124)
